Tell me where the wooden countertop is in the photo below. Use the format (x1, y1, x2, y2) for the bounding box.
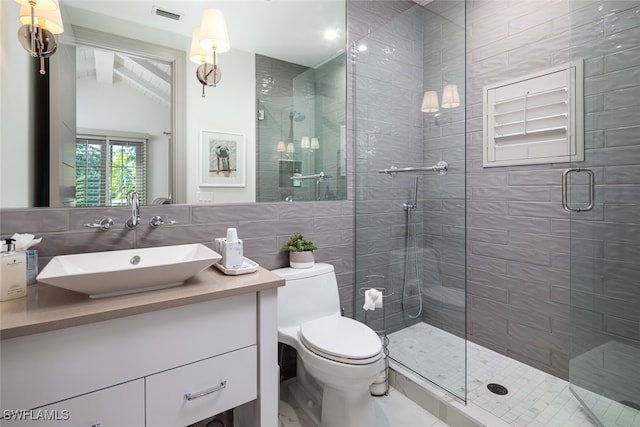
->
(0, 267, 284, 340)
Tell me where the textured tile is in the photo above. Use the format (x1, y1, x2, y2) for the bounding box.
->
(1, 209, 68, 234)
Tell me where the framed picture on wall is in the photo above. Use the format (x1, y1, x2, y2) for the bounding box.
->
(199, 130, 246, 187)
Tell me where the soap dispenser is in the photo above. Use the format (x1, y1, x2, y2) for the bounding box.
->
(1, 238, 27, 301)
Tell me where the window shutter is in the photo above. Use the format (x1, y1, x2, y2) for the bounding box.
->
(483, 61, 584, 167)
(76, 132, 148, 207)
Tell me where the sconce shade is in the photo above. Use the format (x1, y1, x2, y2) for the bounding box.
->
(19, 3, 64, 34)
(189, 27, 213, 64)
(300, 136, 310, 149)
(14, 0, 57, 11)
(199, 9, 230, 53)
(311, 137, 320, 150)
(286, 142, 295, 154)
(277, 141, 286, 153)
(421, 91, 439, 113)
(441, 84, 460, 109)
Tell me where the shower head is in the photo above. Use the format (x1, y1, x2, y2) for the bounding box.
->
(290, 111, 306, 122)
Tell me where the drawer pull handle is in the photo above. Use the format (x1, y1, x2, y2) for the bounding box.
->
(185, 381, 227, 401)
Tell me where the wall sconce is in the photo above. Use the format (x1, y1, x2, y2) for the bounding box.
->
(421, 91, 440, 113)
(191, 8, 230, 97)
(310, 137, 320, 150)
(300, 136, 310, 149)
(286, 143, 295, 155)
(16, 0, 64, 75)
(441, 84, 460, 109)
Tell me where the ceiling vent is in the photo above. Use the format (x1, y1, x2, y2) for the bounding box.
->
(152, 6, 182, 21)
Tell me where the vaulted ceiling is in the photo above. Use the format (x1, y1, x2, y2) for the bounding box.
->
(76, 45, 171, 106)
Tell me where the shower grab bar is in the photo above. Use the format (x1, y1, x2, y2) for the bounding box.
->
(378, 160, 448, 176)
(290, 171, 327, 181)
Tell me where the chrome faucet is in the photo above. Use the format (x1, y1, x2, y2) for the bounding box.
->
(125, 191, 140, 229)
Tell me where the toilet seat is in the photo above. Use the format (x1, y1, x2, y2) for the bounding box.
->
(300, 316, 383, 365)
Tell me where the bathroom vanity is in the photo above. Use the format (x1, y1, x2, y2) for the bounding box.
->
(0, 267, 284, 427)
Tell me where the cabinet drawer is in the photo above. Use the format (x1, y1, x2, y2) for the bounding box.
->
(1, 379, 144, 427)
(146, 346, 257, 427)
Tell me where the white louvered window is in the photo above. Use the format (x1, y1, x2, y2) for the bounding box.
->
(75, 132, 148, 207)
(483, 61, 584, 167)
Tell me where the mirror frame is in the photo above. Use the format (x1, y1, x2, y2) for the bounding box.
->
(54, 25, 187, 205)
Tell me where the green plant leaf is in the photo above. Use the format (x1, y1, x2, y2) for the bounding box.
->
(281, 232, 317, 252)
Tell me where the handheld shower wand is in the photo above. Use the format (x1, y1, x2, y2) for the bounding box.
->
(402, 176, 422, 319)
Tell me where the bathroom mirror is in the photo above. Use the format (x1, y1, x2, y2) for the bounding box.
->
(0, 0, 346, 208)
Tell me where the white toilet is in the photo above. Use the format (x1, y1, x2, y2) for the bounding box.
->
(273, 263, 385, 427)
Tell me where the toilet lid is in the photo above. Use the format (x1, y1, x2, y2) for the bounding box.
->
(300, 316, 382, 364)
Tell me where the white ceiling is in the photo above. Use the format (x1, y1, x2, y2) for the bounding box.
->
(77, 46, 172, 106)
(61, 0, 346, 68)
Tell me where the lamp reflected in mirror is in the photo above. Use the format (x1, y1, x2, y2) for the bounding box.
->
(277, 141, 286, 159)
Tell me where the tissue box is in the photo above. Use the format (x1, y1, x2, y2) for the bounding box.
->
(215, 238, 244, 269)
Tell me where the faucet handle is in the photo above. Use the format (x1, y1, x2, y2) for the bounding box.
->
(149, 215, 177, 228)
(84, 218, 115, 231)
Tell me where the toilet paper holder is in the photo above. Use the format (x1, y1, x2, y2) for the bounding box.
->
(358, 275, 393, 396)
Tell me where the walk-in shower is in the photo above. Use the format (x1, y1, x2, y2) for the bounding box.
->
(353, 0, 467, 401)
(353, 0, 640, 425)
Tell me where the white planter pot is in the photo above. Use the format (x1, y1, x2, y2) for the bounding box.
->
(289, 251, 315, 269)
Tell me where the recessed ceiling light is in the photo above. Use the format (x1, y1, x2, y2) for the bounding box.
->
(324, 28, 339, 41)
(357, 44, 368, 52)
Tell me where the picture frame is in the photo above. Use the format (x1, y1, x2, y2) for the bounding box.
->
(199, 130, 246, 187)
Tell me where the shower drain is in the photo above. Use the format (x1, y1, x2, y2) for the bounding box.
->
(487, 383, 509, 395)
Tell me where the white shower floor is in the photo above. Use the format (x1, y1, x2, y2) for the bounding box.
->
(387, 322, 630, 427)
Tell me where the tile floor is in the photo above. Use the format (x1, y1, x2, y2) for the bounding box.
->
(389, 322, 640, 427)
(278, 322, 640, 427)
(278, 381, 449, 427)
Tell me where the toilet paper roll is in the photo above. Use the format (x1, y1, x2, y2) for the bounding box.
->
(363, 289, 383, 311)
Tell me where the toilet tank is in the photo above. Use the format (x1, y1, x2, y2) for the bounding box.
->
(273, 263, 341, 328)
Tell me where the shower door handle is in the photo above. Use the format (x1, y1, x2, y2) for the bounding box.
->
(562, 168, 595, 212)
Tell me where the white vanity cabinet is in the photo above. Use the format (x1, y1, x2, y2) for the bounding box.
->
(1, 286, 279, 427)
(1, 380, 145, 427)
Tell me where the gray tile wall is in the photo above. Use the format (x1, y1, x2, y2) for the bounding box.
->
(565, 1, 640, 404)
(351, 0, 467, 343)
(351, 1, 427, 333)
(0, 201, 356, 315)
(420, 1, 466, 339)
(467, 0, 640, 382)
(466, 0, 574, 379)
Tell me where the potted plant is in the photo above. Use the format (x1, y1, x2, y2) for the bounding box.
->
(281, 232, 317, 268)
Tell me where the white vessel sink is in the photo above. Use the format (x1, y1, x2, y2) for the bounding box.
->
(37, 243, 222, 298)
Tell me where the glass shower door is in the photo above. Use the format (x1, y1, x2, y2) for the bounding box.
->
(353, 0, 466, 401)
(568, 2, 640, 425)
